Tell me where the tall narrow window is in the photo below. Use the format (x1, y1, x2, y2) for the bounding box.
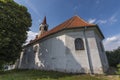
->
(75, 38, 84, 50)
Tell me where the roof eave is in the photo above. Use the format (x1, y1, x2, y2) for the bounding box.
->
(92, 24, 105, 39)
(25, 25, 102, 47)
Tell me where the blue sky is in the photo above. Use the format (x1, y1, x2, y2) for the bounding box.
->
(14, 0, 120, 51)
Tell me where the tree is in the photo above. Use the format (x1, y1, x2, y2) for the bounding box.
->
(106, 47, 120, 67)
(0, 0, 32, 69)
(116, 64, 120, 75)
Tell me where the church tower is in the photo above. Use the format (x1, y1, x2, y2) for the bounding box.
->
(38, 16, 48, 37)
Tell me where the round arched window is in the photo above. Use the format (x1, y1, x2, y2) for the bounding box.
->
(74, 38, 84, 50)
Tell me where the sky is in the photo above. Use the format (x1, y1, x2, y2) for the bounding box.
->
(14, 0, 120, 51)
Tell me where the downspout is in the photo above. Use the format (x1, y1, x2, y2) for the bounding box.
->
(84, 27, 94, 74)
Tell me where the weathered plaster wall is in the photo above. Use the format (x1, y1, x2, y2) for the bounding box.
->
(19, 46, 35, 69)
(65, 29, 90, 73)
(18, 28, 109, 74)
(38, 33, 66, 71)
(95, 32, 109, 72)
(85, 30, 103, 74)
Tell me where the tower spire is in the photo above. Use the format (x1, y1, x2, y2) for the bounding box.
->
(42, 16, 47, 25)
(38, 16, 48, 38)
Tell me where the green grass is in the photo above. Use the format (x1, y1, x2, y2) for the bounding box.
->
(0, 69, 108, 80)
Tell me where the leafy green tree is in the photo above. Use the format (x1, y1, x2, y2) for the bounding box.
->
(116, 64, 120, 75)
(0, 0, 32, 69)
(106, 47, 120, 67)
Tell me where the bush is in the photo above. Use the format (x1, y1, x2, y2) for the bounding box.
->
(106, 47, 120, 67)
(0, 60, 5, 71)
(116, 64, 120, 75)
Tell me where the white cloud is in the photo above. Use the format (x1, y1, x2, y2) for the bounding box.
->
(97, 13, 118, 25)
(24, 0, 39, 16)
(38, 19, 42, 23)
(103, 34, 120, 51)
(88, 18, 96, 23)
(14, 0, 39, 16)
(108, 15, 117, 24)
(88, 12, 118, 25)
(97, 20, 107, 24)
(26, 31, 38, 43)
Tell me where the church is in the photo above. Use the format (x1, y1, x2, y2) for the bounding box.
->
(18, 15, 109, 74)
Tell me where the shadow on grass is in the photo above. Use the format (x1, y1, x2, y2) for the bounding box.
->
(0, 69, 107, 80)
(0, 69, 73, 79)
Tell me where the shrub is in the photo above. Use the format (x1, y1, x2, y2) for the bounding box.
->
(116, 64, 120, 75)
(0, 60, 5, 71)
(106, 47, 120, 67)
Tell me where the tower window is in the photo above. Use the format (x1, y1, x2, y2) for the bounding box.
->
(74, 38, 84, 50)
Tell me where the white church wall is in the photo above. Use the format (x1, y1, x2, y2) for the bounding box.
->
(32, 44, 41, 69)
(19, 28, 108, 74)
(38, 32, 67, 72)
(86, 30, 104, 74)
(19, 46, 35, 69)
(65, 29, 90, 73)
(95, 32, 109, 72)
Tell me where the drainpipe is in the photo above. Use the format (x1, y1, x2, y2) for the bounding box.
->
(84, 27, 94, 74)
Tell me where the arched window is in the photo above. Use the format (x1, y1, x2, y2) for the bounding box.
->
(74, 38, 84, 50)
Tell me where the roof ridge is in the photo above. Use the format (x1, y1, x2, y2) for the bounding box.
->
(76, 15, 95, 25)
(49, 16, 74, 30)
(63, 16, 75, 28)
(66, 16, 76, 28)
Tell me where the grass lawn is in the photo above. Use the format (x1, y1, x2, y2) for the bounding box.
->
(0, 70, 119, 80)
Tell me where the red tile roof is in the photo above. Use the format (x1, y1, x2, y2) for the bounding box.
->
(28, 15, 100, 45)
